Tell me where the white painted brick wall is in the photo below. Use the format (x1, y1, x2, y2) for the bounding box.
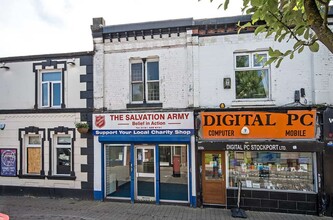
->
(95, 29, 333, 110)
(93, 37, 105, 110)
(197, 32, 333, 108)
(0, 59, 87, 110)
(312, 42, 333, 104)
(0, 113, 87, 188)
(100, 34, 193, 110)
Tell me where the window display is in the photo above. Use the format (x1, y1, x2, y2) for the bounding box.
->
(159, 145, 188, 201)
(228, 151, 315, 192)
(105, 145, 131, 198)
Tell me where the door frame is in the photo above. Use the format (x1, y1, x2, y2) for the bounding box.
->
(134, 145, 156, 201)
(201, 150, 226, 205)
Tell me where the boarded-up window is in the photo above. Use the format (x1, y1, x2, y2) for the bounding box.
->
(27, 147, 41, 174)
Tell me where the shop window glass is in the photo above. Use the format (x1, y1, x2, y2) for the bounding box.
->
(228, 151, 315, 192)
(204, 153, 222, 180)
(159, 145, 188, 201)
(106, 145, 131, 198)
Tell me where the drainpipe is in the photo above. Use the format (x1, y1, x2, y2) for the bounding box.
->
(310, 52, 316, 104)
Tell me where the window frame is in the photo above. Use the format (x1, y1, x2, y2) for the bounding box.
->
(131, 61, 144, 102)
(130, 58, 160, 103)
(234, 51, 270, 101)
(53, 135, 72, 176)
(40, 70, 62, 108)
(24, 135, 42, 175)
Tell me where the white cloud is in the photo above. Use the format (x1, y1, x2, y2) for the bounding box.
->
(0, 0, 243, 57)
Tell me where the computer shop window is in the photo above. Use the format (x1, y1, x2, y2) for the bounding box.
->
(228, 151, 315, 192)
(131, 59, 160, 103)
(25, 135, 42, 175)
(54, 136, 72, 175)
(234, 52, 270, 100)
(40, 71, 62, 108)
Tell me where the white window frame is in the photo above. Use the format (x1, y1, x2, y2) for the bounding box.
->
(234, 51, 270, 101)
(40, 70, 62, 108)
(146, 60, 160, 102)
(130, 58, 160, 103)
(53, 135, 72, 176)
(130, 60, 144, 103)
(24, 135, 42, 175)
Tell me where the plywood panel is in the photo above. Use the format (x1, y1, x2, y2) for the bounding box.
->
(27, 147, 41, 174)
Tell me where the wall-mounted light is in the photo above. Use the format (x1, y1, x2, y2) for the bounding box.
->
(0, 123, 5, 130)
(0, 62, 9, 70)
(67, 58, 76, 65)
(223, 77, 231, 89)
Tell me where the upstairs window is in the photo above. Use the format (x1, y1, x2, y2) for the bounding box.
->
(41, 71, 62, 107)
(131, 59, 159, 103)
(234, 52, 270, 100)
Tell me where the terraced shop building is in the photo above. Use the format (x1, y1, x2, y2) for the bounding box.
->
(0, 52, 94, 199)
(197, 108, 324, 216)
(90, 10, 333, 215)
(91, 17, 197, 206)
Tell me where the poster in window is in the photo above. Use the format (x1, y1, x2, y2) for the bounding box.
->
(0, 149, 17, 176)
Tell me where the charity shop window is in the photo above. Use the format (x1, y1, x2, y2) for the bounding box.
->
(54, 136, 72, 175)
(234, 52, 270, 100)
(25, 135, 42, 175)
(130, 58, 159, 103)
(41, 71, 62, 108)
(228, 151, 316, 192)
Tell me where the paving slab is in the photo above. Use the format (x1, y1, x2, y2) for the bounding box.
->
(0, 196, 330, 220)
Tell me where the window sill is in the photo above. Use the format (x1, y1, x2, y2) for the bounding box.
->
(47, 175, 76, 180)
(227, 187, 316, 194)
(231, 100, 275, 107)
(19, 174, 46, 179)
(126, 102, 163, 109)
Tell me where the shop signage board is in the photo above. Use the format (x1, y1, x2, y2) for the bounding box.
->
(200, 110, 316, 139)
(198, 141, 322, 152)
(93, 112, 194, 135)
(0, 149, 17, 176)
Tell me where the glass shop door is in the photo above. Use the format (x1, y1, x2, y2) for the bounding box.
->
(135, 145, 155, 201)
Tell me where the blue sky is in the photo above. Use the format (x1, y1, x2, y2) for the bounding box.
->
(0, 0, 243, 57)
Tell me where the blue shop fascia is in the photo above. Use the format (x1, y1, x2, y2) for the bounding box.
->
(92, 111, 196, 206)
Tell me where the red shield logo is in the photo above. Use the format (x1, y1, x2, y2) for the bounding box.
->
(95, 115, 105, 128)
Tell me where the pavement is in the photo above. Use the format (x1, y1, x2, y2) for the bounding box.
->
(0, 195, 331, 220)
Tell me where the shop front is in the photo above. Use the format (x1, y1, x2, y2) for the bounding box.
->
(93, 111, 196, 206)
(197, 109, 323, 215)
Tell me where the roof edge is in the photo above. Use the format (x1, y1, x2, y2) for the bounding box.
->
(0, 51, 94, 62)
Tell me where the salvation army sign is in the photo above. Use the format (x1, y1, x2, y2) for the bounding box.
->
(93, 112, 194, 135)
